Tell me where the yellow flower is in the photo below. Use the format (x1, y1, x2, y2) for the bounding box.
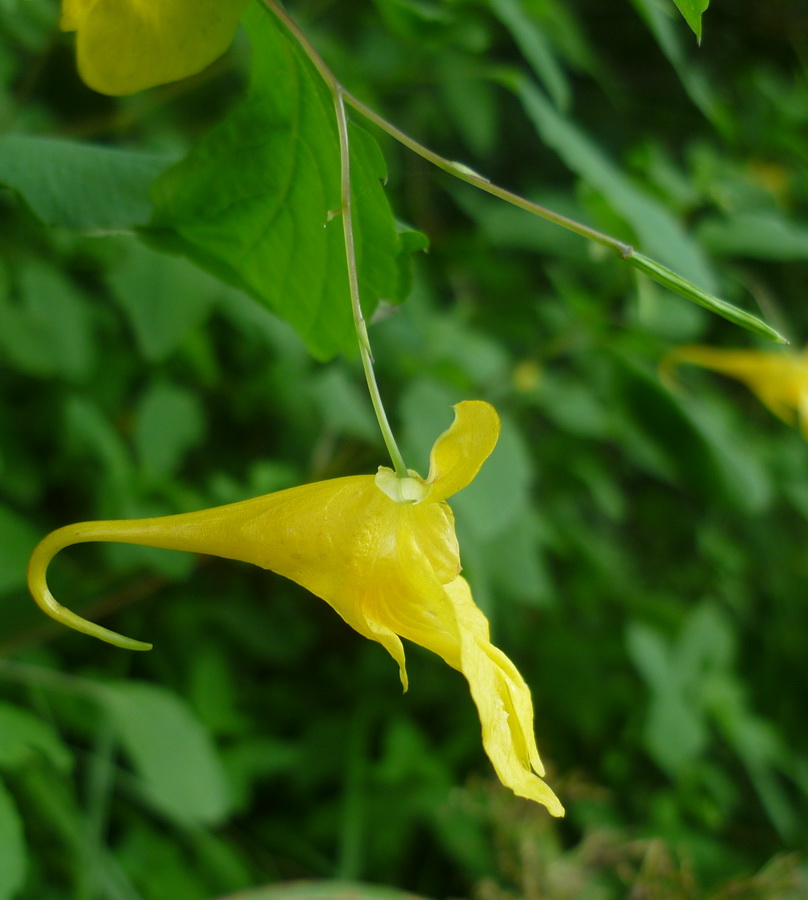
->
(60, 0, 248, 95)
(28, 400, 564, 815)
(663, 345, 808, 439)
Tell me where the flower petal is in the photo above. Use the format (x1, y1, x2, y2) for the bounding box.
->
(62, 0, 248, 95)
(665, 345, 808, 429)
(445, 577, 564, 816)
(28, 475, 461, 687)
(426, 401, 501, 503)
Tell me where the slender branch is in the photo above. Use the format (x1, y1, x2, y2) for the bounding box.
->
(260, 0, 632, 258)
(342, 91, 633, 258)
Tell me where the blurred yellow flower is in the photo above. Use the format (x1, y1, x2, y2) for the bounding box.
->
(28, 400, 563, 815)
(663, 344, 808, 439)
(60, 0, 248, 95)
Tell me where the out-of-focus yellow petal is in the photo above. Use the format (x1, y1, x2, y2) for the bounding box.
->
(61, 0, 248, 95)
(426, 400, 501, 503)
(60, 0, 87, 31)
(664, 345, 808, 437)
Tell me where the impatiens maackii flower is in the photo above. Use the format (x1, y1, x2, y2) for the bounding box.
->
(663, 345, 808, 439)
(60, 0, 248, 95)
(28, 400, 563, 816)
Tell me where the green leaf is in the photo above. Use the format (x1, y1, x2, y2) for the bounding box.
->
(309, 366, 380, 442)
(0, 261, 95, 380)
(628, 0, 721, 120)
(106, 238, 221, 362)
(133, 382, 206, 482)
(150, 6, 418, 361)
(0, 703, 73, 772)
(610, 352, 772, 512)
(696, 211, 808, 262)
(0, 778, 26, 900)
(627, 252, 787, 344)
(671, 0, 710, 41)
(0, 135, 169, 231)
(99, 681, 232, 827)
(625, 623, 708, 775)
(490, 0, 570, 110)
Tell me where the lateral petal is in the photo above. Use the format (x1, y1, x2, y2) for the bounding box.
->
(446, 577, 564, 816)
(426, 401, 501, 503)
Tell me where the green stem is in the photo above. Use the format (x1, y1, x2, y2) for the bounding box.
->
(260, 0, 408, 474)
(333, 88, 409, 476)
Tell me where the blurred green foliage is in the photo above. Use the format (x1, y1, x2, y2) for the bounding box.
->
(2, 0, 808, 898)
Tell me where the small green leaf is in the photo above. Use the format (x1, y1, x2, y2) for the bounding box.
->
(671, 0, 710, 41)
(0, 703, 74, 772)
(99, 681, 232, 827)
(133, 382, 206, 482)
(0, 778, 26, 900)
(107, 238, 221, 362)
(628, 0, 720, 119)
(150, 6, 420, 361)
(0, 135, 169, 231)
(0, 262, 94, 380)
(627, 251, 788, 344)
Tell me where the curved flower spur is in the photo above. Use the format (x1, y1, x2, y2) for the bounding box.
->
(28, 400, 564, 816)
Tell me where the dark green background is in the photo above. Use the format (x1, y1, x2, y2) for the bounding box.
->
(1, 1, 807, 897)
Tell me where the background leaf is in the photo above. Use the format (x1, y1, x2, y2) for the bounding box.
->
(0, 135, 169, 232)
(99, 682, 232, 827)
